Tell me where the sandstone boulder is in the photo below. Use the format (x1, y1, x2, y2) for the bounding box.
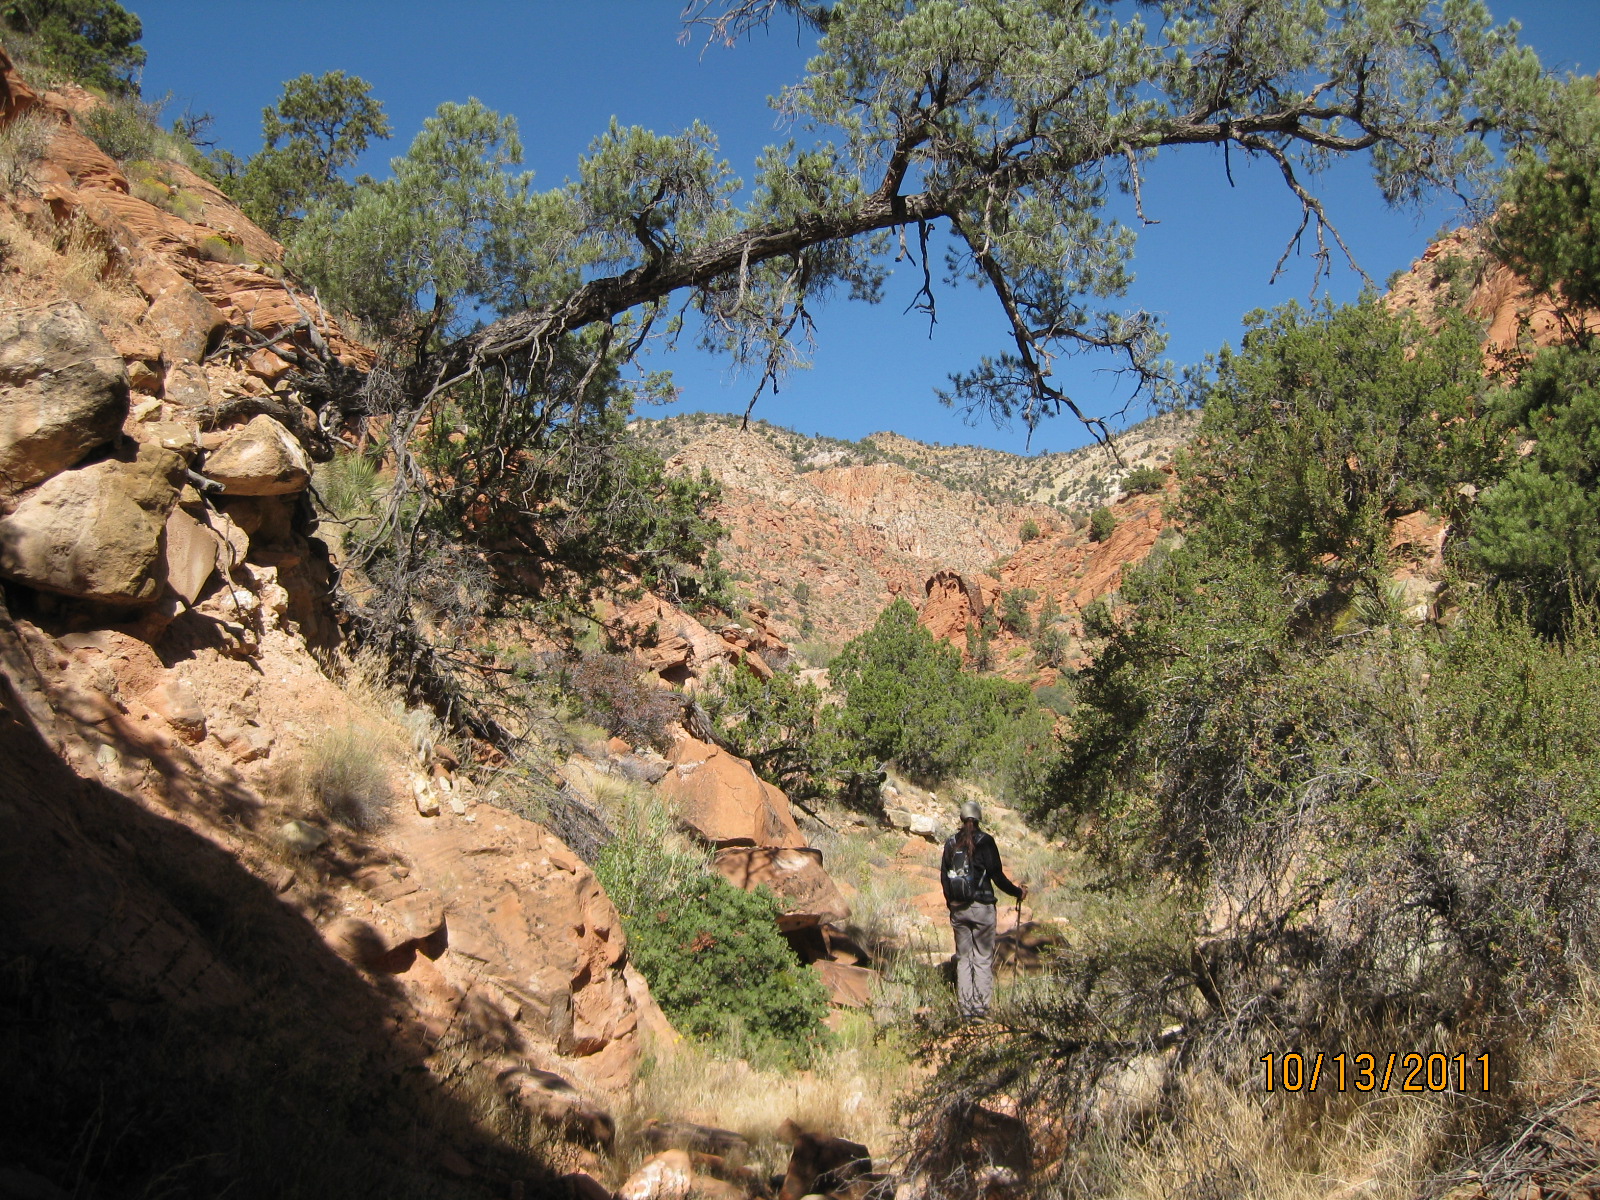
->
(0, 443, 181, 604)
(657, 736, 805, 849)
(884, 808, 939, 841)
(640, 1119, 750, 1163)
(496, 1064, 615, 1149)
(201, 414, 310, 496)
(137, 269, 227, 365)
(713, 846, 849, 930)
(163, 505, 222, 604)
(776, 1124, 872, 1200)
(809, 960, 879, 1009)
(402, 807, 655, 1090)
(618, 1150, 693, 1200)
(0, 301, 129, 494)
(141, 677, 205, 742)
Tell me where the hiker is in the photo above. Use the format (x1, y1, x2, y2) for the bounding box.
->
(941, 799, 1026, 1019)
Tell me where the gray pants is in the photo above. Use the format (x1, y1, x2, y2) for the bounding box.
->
(950, 902, 997, 1017)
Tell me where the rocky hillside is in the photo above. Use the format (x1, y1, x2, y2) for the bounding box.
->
(631, 411, 1192, 644)
(0, 49, 1052, 1199)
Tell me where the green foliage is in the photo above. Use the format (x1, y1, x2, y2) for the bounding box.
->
(1492, 136, 1600, 321)
(291, 97, 525, 335)
(1186, 298, 1499, 579)
(1018, 517, 1041, 542)
(1, 0, 143, 94)
(999, 587, 1035, 638)
(313, 449, 382, 521)
(1120, 464, 1166, 496)
(1026, 296, 1600, 1034)
(1470, 344, 1600, 621)
(702, 662, 869, 801)
(1087, 506, 1115, 543)
(1031, 592, 1067, 668)
(594, 810, 827, 1061)
(831, 598, 1049, 792)
(217, 71, 390, 240)
(79, 91, 162, 162)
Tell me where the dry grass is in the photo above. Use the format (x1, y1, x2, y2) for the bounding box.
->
(618, 1024, 921, 1186)
(297, 721, 396, 831)
(1059, 982, 1600, 1200)
(0, 111, 53, 193)
(0, 206, 142, 327)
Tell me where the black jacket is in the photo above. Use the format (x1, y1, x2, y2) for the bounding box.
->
(940, 829, 1022, 906)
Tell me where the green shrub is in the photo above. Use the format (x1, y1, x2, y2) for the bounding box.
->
(1019, 517, 1041, 542)
(832, 598, 1049, 793)
(1120, 464, 1166, 495)
(999, 587, 1036, 637)
(594, 808, 827, 1062)
(702, 662, 869, 801)
(194, 233, 250, 264)
(1088, 506, 1116, 542)
(80, 92, 162, 162)
(313, 449, 382, 520)
(1469, 344, 1600, 628)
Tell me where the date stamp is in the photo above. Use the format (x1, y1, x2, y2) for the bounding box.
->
(1261, 1052, 1493, 1094)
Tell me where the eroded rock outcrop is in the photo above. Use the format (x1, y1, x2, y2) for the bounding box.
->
(712, 845, 850, 930)
(0, 442, 183, 603)
(656, 736, 806, 849)
(0, 301, 128, 494)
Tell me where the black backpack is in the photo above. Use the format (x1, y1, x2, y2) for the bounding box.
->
(944, 839, 985, 904)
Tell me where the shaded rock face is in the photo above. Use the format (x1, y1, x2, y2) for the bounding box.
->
(656, 736, 805, 849)
(0, 301, 129, 495)
(201, 414, 311, 496)
(0, 442, 182, 603)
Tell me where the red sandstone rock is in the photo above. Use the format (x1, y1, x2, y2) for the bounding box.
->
(712, 845, 849, 928)
(656, 736, 805, 849)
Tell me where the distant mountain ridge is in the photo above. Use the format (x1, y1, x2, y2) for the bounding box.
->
(628, 410, 1195, 644)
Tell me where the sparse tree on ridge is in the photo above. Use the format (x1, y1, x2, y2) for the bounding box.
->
(216, 71, 391, 240)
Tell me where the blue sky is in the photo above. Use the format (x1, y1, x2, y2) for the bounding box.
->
(135, 2, 1600, 456)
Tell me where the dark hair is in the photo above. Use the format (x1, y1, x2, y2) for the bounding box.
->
(957, 819, 978, 858)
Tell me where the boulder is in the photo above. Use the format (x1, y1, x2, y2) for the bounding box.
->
(201, 414, 310, 496)
(884, 808, 939, 841)
(0, 301, 129, 494)
(640, 1119, 750, 1164)
(657, 736, 805, 849)
(402, 807, 658, 1090)
(140, 677, 205, 742)
(776, 1124, 871, 1200)
(809, 960, 879, 1009)
(162, 361, 210, 410)
(618, 1150, 693, 1200)
(162, 505, 222, 604)
(497, 1064, 615, 1149)
(713, 846, 849, 930)
(137, 269, 226, 365)
(0, 443, 182, 604)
